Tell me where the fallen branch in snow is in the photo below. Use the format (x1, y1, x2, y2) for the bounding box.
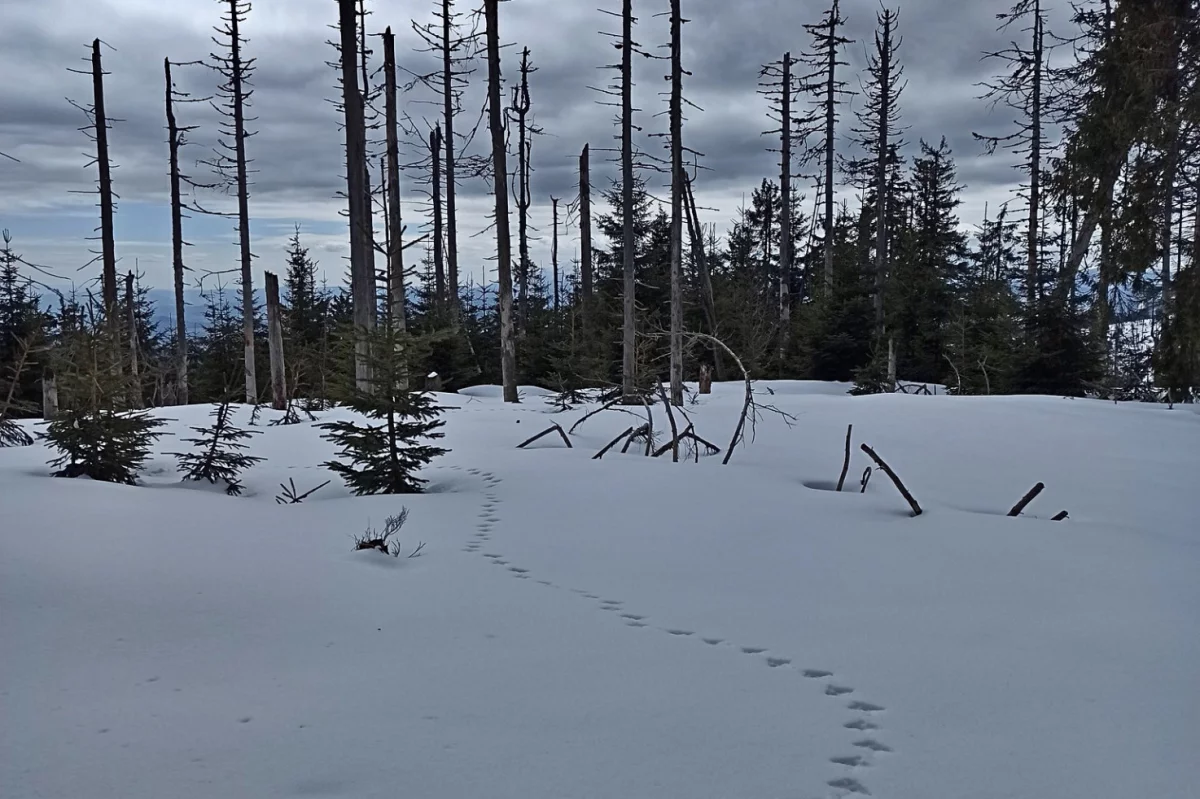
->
(836, 424, 853, 491)
(275, 478, 332, 505)
(860, 467, 872, 494)
(1052, 510, 1069, 522)
(1007, 482, 1045, 517)
(637, 395, 655, 456)
(593, 426, 634, 460)
(517, 423, 573, 450)
(859, 443, 922, 517)
(621, 423, 652, 455)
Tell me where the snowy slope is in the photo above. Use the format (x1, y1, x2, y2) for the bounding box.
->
(2, 385, 1198, 799)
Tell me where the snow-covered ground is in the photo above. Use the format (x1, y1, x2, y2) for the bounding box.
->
(2, 383, 1198, 799)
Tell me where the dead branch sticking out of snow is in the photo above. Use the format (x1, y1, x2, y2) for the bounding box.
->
(1051, 510, 1069, 521)
(593, 427, 634, 460)
(517, 423, 573, 449)
(568, 398, 623, 435)
(1007, 482, 1045, 517)
(836, 423, 853, 491)
(354, 509, 424, 558)
(859, 443, 922, 517)
(275, 478, 332, 505)
(621, 423, 652, 455)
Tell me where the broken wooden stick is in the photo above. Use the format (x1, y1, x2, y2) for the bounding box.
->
(517, 423, 573, 450)
(593, 427, 634, 460)
(836, 423, 853, 492)
(1007, 482, 1045, 516)
(859, 443, 922, 517)
(568, 398, 623, 435)
(653, 423, 693, 457)
(1051, 510, 1069, 522)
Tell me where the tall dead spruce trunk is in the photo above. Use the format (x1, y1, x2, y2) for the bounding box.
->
(551, 196, 560, 310)
(264, 270, 286, 410)
(209, 0, 259, 402)
(430, 126, 446, 305)
(125, 272, 140, 407)
(337, 0, 375, 392)
(91, 39, 120, 363)
(668, 0, 685, 407)
(512, 48, 534, 332)
(805, 1, 851, 295)
(620, 0, 637, 403)
(484, 0, 518, 403)
(579, 143, 594, 299)
(441, 0, 461, 312)
(164, 59, 189, 405)
(778, 52, 793, 359)
(382, 28, 407, 341)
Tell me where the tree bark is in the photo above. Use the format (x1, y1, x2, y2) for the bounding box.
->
(683, 173, 725, 380)
(621, 0, 637, 403)
(668, 0, 684, 407)
(431, 125, 446, 305)
(579, 143, 594, 298)
(484, 0, 518, 403)
(264, 270, 287, 410)
(165, 58, 188, 405)
(92, 40, 120, 363)
(338, 0, 374, 393)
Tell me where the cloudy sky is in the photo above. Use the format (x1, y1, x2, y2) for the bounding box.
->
(0, 0, 1072, 302)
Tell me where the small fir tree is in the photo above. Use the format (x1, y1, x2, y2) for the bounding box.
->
(320, 321, 448, 495)
(170, 399, 264, 495)
(42, 321, 166, 485)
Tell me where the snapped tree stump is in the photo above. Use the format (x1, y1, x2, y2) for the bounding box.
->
(517, 423, 573, 449)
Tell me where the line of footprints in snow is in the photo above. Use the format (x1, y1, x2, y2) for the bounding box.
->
(447, 464, 892, 798)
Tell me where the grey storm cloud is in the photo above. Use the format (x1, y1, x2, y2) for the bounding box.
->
(0, 0, 1069, 290)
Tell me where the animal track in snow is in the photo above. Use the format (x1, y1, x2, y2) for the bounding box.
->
(765, 657, 792, 668)
(827, 777, 871, 795)
(847, 701, 885, 713)
(508, 567, 529, 574)
(803, 669, 833, 679)
(626, 621, 647, 628)
(621, 614, 646, 621)
(825, 685, 854, 696)
(665, 629, 694, 637)
(844, 719, 878, 731)
(702, 638, 724, 646)
(741, 647, 768, 655)
(853, 739, 892, 752)
(831, 755, 870, 767)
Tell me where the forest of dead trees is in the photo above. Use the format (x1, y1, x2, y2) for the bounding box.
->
(2, 0, 1200, 441)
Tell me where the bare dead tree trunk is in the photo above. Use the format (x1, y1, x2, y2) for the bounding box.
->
(431, 125, 446, 305)
(668, 0, 684, 407)
(779, 51, 794, 361)
(338, 0, 374, 393)
(42, 372, 58, 420)
(125, 272, 140, 408)
(579, 143, 594, 298)
(484, 0, 518, 403)
(383, 28, 407, 340)
(872, 15, 894, 340)
(551, 196, 560, 311)
(223, 2, 257, 403)
(1027, 1, 1043, 307)
(822, 18, 837, 294)
(620, 0, 637, 403)
(683, 173, 725, 381)
(264, 270, 286, 410)
(165, 58, 188, 405)
(513, 47, 533, 332)
(441, 0, 461, 314)
(92, 40, 120, 359)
